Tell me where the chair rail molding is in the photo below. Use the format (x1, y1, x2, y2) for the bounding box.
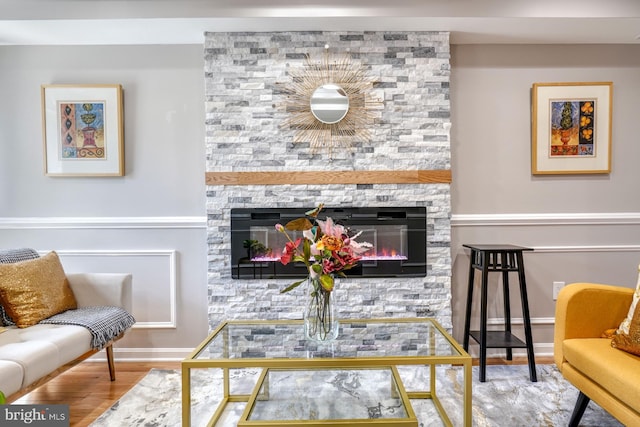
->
(533, 245, 640, 253)
(451, 212, 640, 227)
(0, 216, 206, 230)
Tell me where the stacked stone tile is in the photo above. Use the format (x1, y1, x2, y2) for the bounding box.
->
(204, 31, 452, 331)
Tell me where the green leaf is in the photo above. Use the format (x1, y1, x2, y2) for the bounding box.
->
(285, 218, 313, 231)
(319, 274, 334, 292)
(311, 264, 322, 275)
(0, 390, 5, 404)
(303, 238, 311, 260)
(280, 279, 305, 293)
(305, 203, 324, 218)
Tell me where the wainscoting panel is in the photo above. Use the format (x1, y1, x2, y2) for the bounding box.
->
(53, 249, 178, 329)
(0, 215, 209, 360)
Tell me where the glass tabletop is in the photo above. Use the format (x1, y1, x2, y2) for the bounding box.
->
(191, 318, 465, 361)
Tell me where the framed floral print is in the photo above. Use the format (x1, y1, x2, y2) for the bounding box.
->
(41, 84, 124, 176)
(531, 82, 612, 175)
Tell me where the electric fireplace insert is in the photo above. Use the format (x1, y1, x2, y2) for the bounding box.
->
(231, 206, 427, 279)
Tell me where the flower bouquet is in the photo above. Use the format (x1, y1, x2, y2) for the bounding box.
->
(276, 204, 372, 341)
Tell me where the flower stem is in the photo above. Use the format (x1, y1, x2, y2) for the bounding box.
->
(306, 281, 335, 340)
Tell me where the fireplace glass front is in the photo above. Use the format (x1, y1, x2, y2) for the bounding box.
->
(231, 207, 426, 279)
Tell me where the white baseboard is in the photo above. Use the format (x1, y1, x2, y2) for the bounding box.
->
(87, 347, 194, 362)
(487, 316, 555, 326)
(465, 343, 554, 359)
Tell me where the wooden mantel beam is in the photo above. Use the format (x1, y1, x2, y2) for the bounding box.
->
(205, 170, 451, 186)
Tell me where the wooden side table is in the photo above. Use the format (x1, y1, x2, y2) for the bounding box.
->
(462, 244, 537, 382)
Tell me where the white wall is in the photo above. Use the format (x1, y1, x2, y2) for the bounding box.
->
(0, 45, 209, 359)
(450, 44, 640, 355)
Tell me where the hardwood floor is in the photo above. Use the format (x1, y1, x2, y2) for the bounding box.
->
(14, 357, 554, 426)
(14, 361, 180, 427)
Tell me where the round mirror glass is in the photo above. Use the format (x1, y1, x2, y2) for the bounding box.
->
(310, 84, 349, 124)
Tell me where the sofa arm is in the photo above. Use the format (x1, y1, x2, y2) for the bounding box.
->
(554, 282, 633, 367)
(67, 273, 132, 312)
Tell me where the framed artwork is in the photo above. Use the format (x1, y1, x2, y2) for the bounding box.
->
(531, 82, 612, 175)
(41, 84, 124, 176)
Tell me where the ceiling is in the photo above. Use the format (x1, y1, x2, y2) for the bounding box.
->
(1, 0, 640, 46)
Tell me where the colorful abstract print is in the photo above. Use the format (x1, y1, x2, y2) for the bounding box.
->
(550, 100, 595, 157)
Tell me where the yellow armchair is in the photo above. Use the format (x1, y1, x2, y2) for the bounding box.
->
(555, 282, 640, 427)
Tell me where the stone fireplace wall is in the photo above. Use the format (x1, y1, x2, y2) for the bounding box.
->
(204, 31, 452, 330)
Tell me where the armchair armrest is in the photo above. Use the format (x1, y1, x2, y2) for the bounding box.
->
(554, 282, 633, 368)
(66, 273, 132, 312)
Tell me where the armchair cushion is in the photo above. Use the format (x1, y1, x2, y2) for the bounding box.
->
(0, 252, 77, 328)
(555, 282, 640, 425)
(553, 282, 633, 368)
(563, 337, 640, 412)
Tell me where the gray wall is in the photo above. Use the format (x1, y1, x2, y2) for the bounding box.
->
(450, 44, 640, 355)
(0, 45, 209, 359)
(1, 42, 639, 359)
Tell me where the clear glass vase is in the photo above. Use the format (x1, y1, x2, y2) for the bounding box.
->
(304, 277, 339, 342)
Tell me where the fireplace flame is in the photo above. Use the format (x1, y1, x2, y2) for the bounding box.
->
(252, 247, 407, 262)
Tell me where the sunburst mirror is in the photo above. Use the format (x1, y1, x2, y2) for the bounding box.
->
(281, 45, 380, 157)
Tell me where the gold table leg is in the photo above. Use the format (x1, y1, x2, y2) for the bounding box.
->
(463, 360, 472, 427)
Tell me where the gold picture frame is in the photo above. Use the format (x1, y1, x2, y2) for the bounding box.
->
(531, 82, 612, 175)
(42, 84, 124, 176)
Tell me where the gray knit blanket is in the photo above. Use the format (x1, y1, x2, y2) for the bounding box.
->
(40, 306, 135, 350)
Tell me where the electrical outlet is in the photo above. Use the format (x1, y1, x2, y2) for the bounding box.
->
(553, 281, 565, 300)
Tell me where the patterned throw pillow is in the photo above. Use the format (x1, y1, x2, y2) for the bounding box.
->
(0, 248, 41, 325)
(612, 264, 640, 356)
(0, 251, 77, 328)
(612, 303, 640, 356)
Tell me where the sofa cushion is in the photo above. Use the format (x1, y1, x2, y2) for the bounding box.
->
(0, 359, 24, 397)
(563, 337, 640, 412)
(0, 338, 59, 388)
(0, 324, 91, 389)
(16, 324, 92, 365)
(0, 251, 77, 328)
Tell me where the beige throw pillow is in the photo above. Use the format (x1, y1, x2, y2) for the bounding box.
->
(0, 251, 77, 328)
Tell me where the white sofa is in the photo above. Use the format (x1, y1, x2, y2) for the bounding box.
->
(0, 272, 132, 401)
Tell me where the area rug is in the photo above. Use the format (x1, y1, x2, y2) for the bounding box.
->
(90, 364, 622, 427)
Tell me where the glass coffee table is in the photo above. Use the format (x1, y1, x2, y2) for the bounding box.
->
(182, 318, 471, 427)
(241, 366, 417, 426)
